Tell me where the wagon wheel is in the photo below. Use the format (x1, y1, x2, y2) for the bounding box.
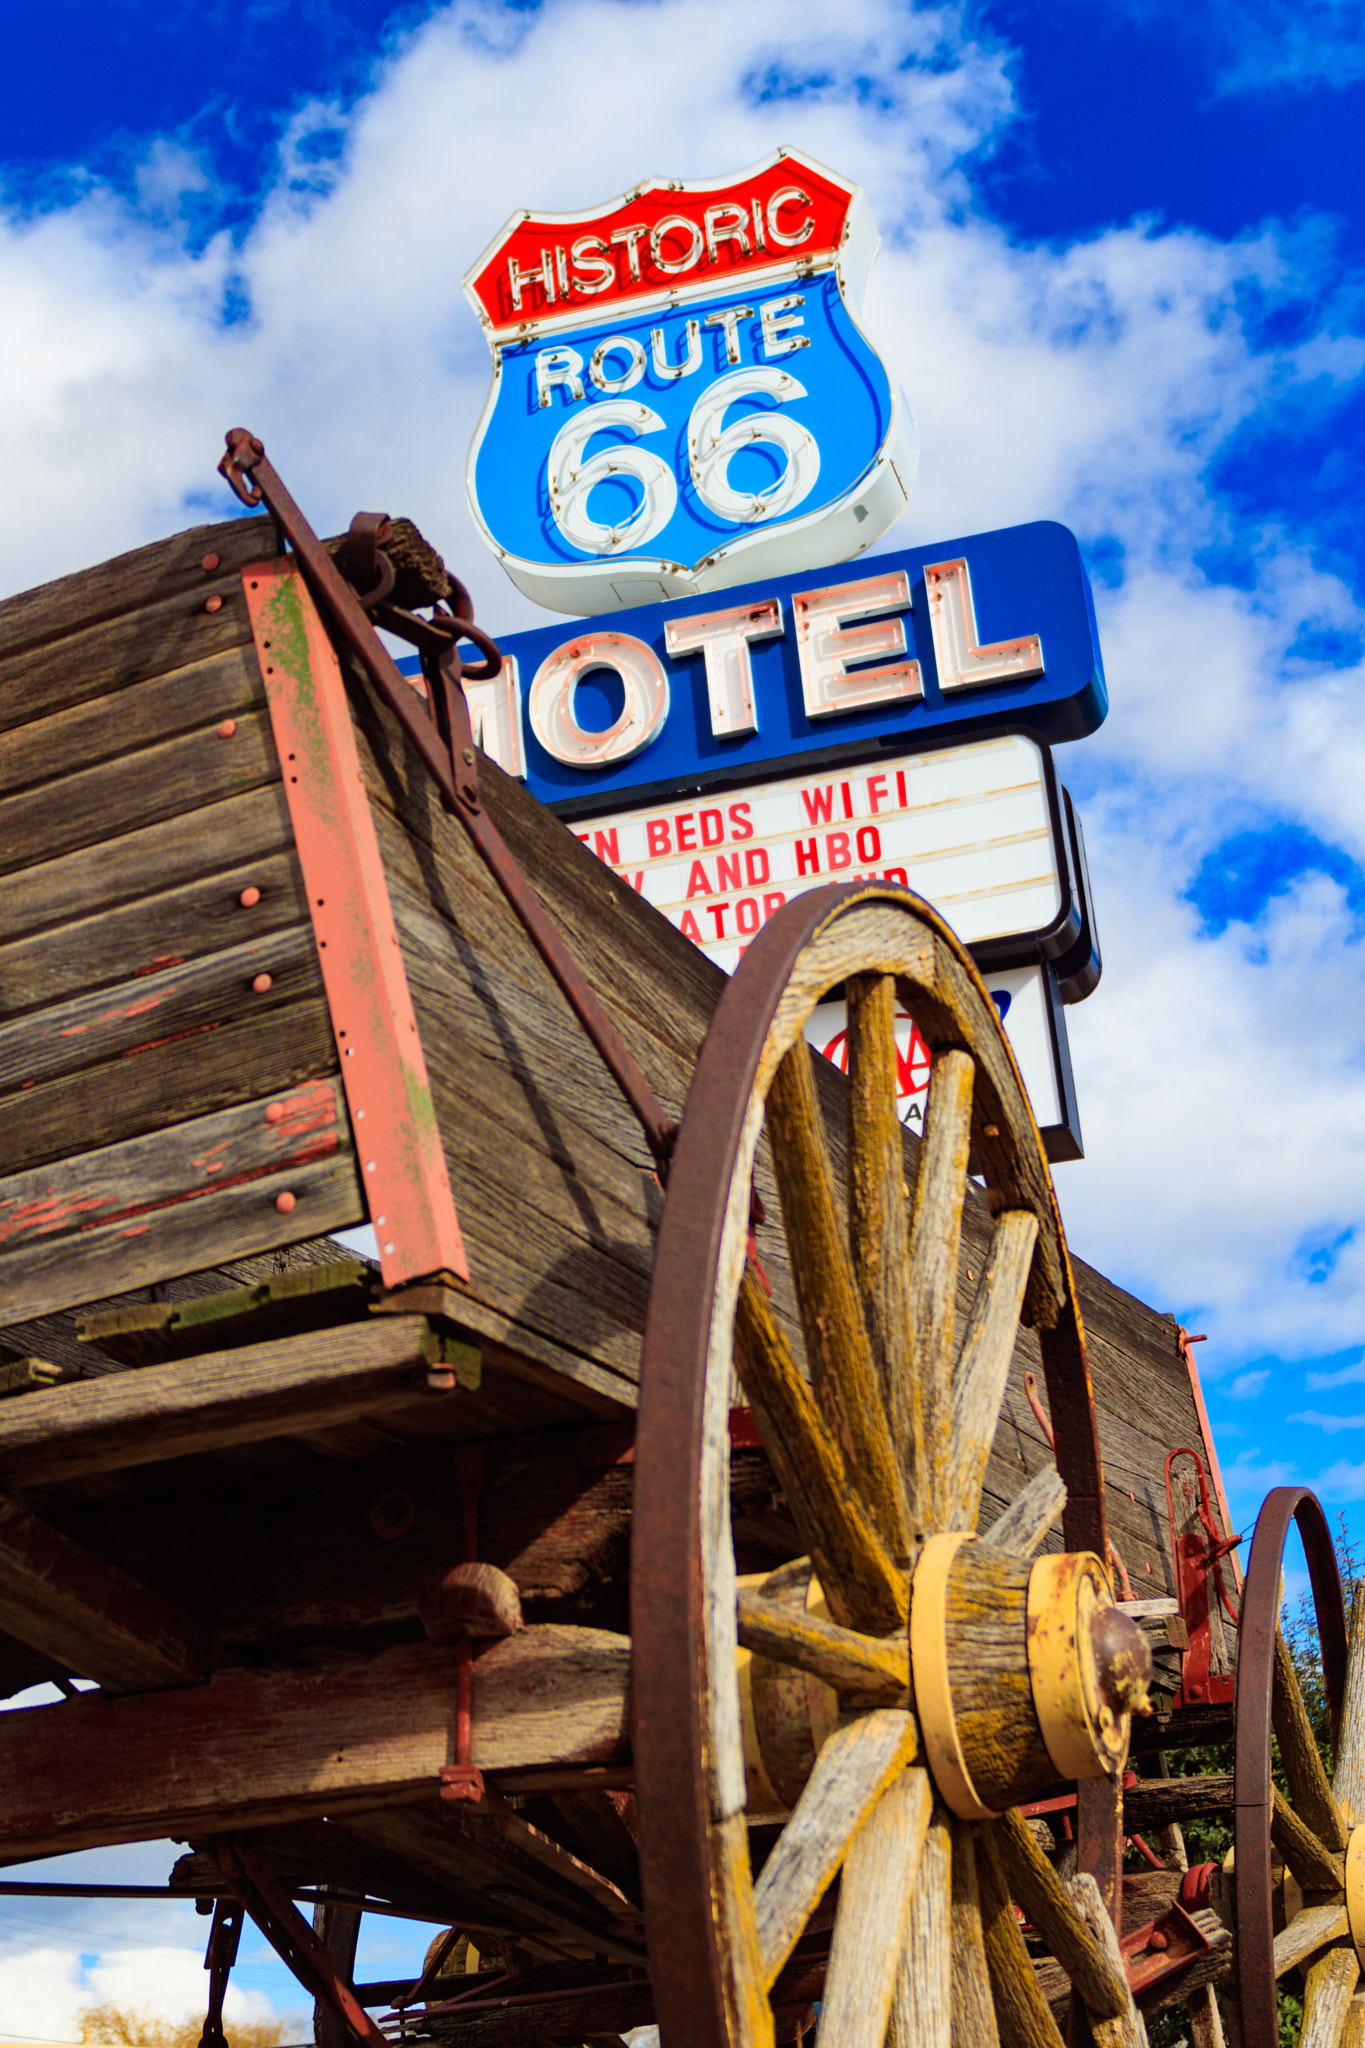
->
(635, 883, 1153, 2048)
(1234, 1485, 1365, 2044)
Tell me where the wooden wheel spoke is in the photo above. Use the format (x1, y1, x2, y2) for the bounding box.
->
(943, 1209, 1040, 1529)
(845, 974, 915, 1464)
(1275, 1785, 1346, 1891)
(766, 1039, 909, 1559)
(735, 1268, 906, 1634)
(736, 1587, 908, 1696)
(993, 1808, 1135, 2033)
(1276, 1902, 1352, 1979)
(815, 1765, 933, 2046)
(982, 1465, 1068, 1556)
(946, 1813, 999, 2046)
(906, 1047, 974, 1528)
(1301, 1945, 1360, 2047)
(1335, 1582, 1365, 1827)
(752, 1708, 918, 1987)
(887, 1808, 952, 2048)
(1275, 1627, 1349, 1853)
(975, 1823, 1066, 2046)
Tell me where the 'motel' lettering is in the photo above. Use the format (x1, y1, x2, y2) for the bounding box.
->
(483, 520, 1106, 808)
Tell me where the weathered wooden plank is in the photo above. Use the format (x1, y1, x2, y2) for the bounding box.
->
(0, 1076, 354, 1313)
(0, 1625, 630, 1861)
(0, 783, 295, 946)
(0, 706, 280, 876)
(0, 923, 319, 1089)
(0, 989, 337, 1186)
(0, 1492, 210, 1691)
(1122, 1776, 1235, 1828)
(1335, 1582, 1365, 1826)
(0, 1313, 440, 1486)
(0, 851, 308, 1021)
(0, 641, 266, 802)
(1275, 1627, 1347, 1853)
(1275, 1902, 1349, 1978)
(0, 515, 270, 668)
(982, 1466, 1067, 1554)
(0, 568, 256, 734)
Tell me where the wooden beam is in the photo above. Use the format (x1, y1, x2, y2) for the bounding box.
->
(0, 1316, 442, 1487)
(0, 1624, 629, 1863)
(0, 1493, 209, 1692)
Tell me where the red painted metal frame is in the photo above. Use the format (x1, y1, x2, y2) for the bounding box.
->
(1177, 1326, 1239, 1582)
(242, 558, 467, 1288)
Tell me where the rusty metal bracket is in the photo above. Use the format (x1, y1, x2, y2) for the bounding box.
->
(197, 1898, 243, 2048)
(219, 429, 677, 1174)
(209, 1834, 388, 2048)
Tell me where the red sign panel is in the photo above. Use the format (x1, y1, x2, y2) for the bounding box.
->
(464, 148, 858, 336)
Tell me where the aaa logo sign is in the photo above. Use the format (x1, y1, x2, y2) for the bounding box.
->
(463, 149, 917, 615)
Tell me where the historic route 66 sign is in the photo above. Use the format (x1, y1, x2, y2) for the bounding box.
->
(463, 149, 917, 615)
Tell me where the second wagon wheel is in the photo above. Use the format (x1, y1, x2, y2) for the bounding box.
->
(1234, 1484, 1365, 2046)
(634, 883, 1155, 2048)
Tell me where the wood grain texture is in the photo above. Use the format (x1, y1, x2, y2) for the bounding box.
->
(888, 1808, 951, 2048)
(844, 973, 915, 1483)
(0, 514, 269, 668)
(1275, 1628, 1348, 1853)
(766, 1039, 909, 1559)
(735, 1267, 906, 1635)
(1066, 1873, 1147, 2048)
(981, 1465, 1067, 1555)
(948, 1815, 999, 2048)
(0, 641, 266, 804)
(0, 782, 294, 945)
(817, 1765, 932, 2048)
(753, 1709, 918, 1985)
(975, 1824, 1066, 2048)
(1274, 1902, 1349, 1978)
(0, 1625, 629, 1862)
(1336, 1581, 1365, 1827)
(0, 848, 307, 1020)
(0, 706, 281, 877)
(1301, 1945, 1360, 2048)
(907, 1049, 974, 1526)
(736, 1591, 909, 1697)
(0, 1079, 361, 1328)
(0, 1315, 439, 1486)
(1273, 1784, 1345, 1891)
(0, 1491, 210, 1692)
(944, 1210, 1039, 1530)
(993, 1808, 1131, 2021)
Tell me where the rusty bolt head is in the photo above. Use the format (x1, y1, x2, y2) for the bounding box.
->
(1090, 1607, 1154, 1720)
(983, 1124, 1000, 1138)
(217, 720, 237, 739)
(462, 749, 475, 765)
(275, 1191, 297, 1214)
(204, 595, 223, 614)
(264, 1103, 286, 1125)
(201, 552, 221, 573)
(239, 886, 261, 908)
(252, 972, 273, 993)
(370, 1490, 416, 1541)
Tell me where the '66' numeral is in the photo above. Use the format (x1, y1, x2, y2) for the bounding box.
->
(547, 371, 820, 555)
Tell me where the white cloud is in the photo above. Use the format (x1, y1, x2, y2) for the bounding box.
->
(1230, 1369, 1271, 1400)
(0, 1939, 284, 2041)
(1308, 1356, 1365, 1390)
(1292, 1409, 1365, 1433)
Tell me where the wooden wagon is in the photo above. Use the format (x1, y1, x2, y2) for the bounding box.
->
(0, 434, 1353, 2048)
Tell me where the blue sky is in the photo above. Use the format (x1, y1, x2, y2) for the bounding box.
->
(1, 0, 1365, 2030)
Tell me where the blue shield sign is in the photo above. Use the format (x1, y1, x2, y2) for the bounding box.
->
(463, 150, 917, 614)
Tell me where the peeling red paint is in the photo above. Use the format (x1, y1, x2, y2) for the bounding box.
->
(124, 1022, 220, 1059)
(135, 955, 185, 977)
